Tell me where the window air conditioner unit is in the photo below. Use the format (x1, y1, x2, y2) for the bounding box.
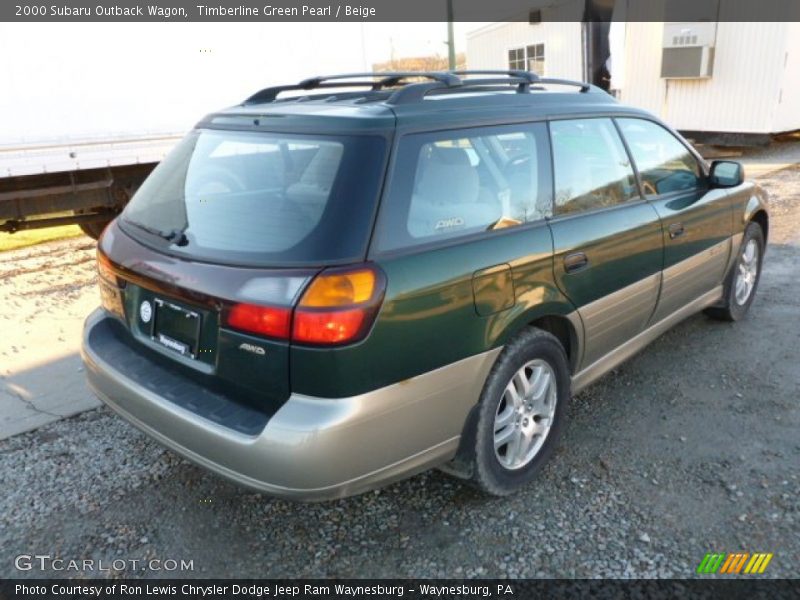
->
(661, 22, 716, 79)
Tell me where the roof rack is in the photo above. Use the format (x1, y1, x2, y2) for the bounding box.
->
(243, 72, 460, 105)
(449, 71, 590, 93)
(297, 71, 460, 88)
(242, 70, 595, 106)
(535, 78, 592, 93)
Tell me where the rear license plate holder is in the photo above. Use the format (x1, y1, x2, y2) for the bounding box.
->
(152, 298, 201, 359)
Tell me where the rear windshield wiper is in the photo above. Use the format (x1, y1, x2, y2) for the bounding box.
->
(164, 229, 189, 246)
(126, 220, 188, 246)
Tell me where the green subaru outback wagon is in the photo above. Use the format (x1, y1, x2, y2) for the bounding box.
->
(82, 71, 768, 500)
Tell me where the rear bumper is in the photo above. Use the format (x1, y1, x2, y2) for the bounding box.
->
(81, 308, 499, 501)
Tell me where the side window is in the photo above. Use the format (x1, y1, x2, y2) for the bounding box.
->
(616, 118, 704, 196)
(550, 118, 639, 215)
(375, 123, 553, 252)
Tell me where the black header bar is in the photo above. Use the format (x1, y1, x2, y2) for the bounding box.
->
(3, 0, 800, 22)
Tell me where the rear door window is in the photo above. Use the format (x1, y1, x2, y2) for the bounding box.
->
(549, 118, 639, 215)
(121, 129, 386, 267)
(374, 122, 552, 252)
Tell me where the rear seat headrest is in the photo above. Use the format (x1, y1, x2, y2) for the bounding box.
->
(414, 146, 479, 205)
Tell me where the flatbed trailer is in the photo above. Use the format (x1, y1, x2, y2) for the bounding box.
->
(0, 134, 179, 238)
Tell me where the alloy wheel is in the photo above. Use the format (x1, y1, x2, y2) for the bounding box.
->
(734, 239, 759, 305)
(493, 359, 557, 470)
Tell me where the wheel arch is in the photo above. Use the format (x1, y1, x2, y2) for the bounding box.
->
(750, 209, 769, 243)
(492, 304, 583, 375)
(526, 314, 582, 375)
(743, 191, 769, 243)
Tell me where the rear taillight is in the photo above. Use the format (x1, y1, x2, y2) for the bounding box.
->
(292, 307, 367, 344)
(224, 265, 385, 346)
(96, 250, 125, 319)
(293, 266, 385, 345)
(226, 303, 292, 340)
(97, 250, 119, 286)
(298, 269, 377, 307)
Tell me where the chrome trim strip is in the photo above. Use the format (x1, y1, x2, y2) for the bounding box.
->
(82, 309, 501, 501)
(571, 285, 723, 394)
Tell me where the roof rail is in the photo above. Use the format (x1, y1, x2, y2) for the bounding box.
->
(535, 78, 592, 93)
(242, 70, 595, 106)
(450, 70, 540, 82)
(449, 70, 539, 93)
(298, 71, 461, 88)
(387, 73, 594, 104)
(387, 76, 534, 103)
(243, 72, 460, 105)
(451, 71, 590, 93)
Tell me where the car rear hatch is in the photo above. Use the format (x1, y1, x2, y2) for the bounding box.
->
(95, 126, 388, 423)
(97, 223, 316, 418)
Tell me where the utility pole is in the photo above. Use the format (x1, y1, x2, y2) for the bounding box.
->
(446, 0, 456, 69)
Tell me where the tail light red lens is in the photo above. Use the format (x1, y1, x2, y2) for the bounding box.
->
(292, 308, 366, 344)
(225, 264, 385, 346)
(226, 303, 292, 340)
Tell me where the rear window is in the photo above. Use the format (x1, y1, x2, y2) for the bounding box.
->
(121, 129, 386, 267)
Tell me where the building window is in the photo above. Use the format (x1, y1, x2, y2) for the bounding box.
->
(508, 47, 526, 71)
(526, 43, 545, 75)
(508, 44, 545, 75)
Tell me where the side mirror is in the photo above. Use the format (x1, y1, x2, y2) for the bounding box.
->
(709, 160, 744, 188)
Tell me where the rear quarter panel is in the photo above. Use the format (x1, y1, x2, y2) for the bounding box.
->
(290, 223, 574, 398)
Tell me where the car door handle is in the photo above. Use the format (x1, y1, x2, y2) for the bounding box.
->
(668, 223, 685, 239)
(564, 252, 589, 273)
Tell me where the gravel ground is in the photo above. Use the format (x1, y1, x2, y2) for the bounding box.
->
(0, 167, 798, 579)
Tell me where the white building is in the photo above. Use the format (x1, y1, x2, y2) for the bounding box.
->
(467, 19, 800, 141)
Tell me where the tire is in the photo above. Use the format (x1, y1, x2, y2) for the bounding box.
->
(705, 222, 765, 322)
(468, 327, 570, 496)
(79, 220, 111, 240)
